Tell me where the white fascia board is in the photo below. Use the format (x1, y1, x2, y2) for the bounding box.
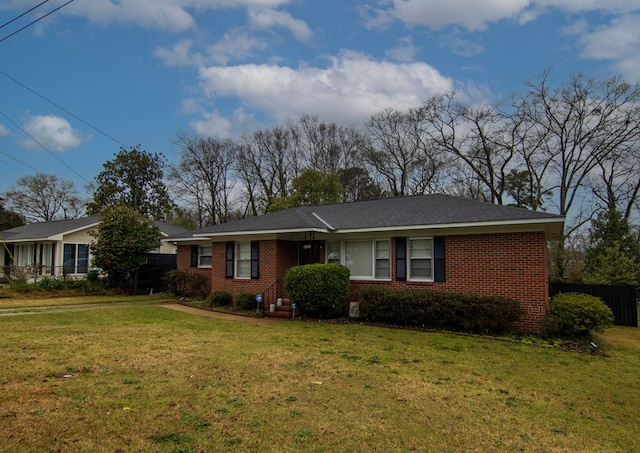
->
(193, 227, 329, 238)
(333, 218, 564, 235)
(1, 237, 51, 243)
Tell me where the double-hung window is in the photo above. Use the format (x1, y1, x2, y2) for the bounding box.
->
(374, 240, 391, 279)
(408, 238, 432, 280)
(327, 240, 391, 280)
(199, 245, 212, 267)
(236, 242, 251, 279)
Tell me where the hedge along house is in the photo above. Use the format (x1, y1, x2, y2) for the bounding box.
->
(0, 215, 187, 281)
(167, 194, 564, 332)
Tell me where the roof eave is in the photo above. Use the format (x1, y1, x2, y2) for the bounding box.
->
(335, 218, 564, 234)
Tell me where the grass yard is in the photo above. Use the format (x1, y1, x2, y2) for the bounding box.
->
(0, 300, 639, 452)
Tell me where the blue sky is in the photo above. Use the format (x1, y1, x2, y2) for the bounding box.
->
(0, 0, 639, 199)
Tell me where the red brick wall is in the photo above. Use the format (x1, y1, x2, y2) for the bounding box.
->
(176, 245, 211, 289)
(206, 240, 297, 296)
(349, 232, 549, 332)
(177, 232, 549, 332)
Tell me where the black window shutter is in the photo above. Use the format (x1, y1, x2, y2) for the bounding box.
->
(434, 237, 446, 282)
(396, 237, 406, 282)
(190, 245, 198, 267)
(225, 242, 234, 278)
(251, 241, 259, 279)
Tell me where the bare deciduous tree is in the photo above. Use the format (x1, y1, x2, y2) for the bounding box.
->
(168, 133, 238, 227)
(3, 173, 84, 223)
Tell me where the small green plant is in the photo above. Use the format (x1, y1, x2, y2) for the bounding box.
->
(207, 290, 232, 307)
(235, 293, 257, 311)
(543, 292, 614, 338)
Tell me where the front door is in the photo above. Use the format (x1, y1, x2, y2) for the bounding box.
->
(299, 241, 323, 265)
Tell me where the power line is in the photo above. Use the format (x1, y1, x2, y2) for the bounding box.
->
(0, 0, 76, 44)
(0, 69, 127, 148)
(0, 0, 52, 30)
(0, 157, 29, 175)
(0, 111, 91, 185)
(0, 148, 40, 172)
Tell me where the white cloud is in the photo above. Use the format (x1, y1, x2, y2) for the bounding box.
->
(576, 14, 640, 81)
(1, 0, 295, 33)
(155, 30, 270, 67)
(439, 30, 485, 57)
(154, 39, 198, 67)
(386, 36, 419, 62)
(379, 0, 530, 31)
(206, 30, 270, 65)
(534, 0, 640, 15)
(370, 0, 640, 31)
(20, 115, 85, 152)
(248, 7, 312, 41)
(0, 123, 8, 136)
(196, 51, 454, 126)
(190, 108, 257, 138)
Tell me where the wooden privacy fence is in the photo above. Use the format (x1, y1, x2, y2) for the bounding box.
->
(549, 282, 639, 327)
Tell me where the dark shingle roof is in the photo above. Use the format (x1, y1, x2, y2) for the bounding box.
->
(0, 215, 190, 242)
(170, 194, 563, 240)
(0, 215, 101, 241)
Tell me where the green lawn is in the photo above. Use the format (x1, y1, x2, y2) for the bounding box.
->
(0, 300, 638, 452)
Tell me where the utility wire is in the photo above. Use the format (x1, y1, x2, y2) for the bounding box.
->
(0, 0, 76, 44)
(0, 69, 127, 148)
(0, 148, 40, 172)
(0, 157, 28, 175)
(0, 0, 52, 30)
(0, 111, 91, 185)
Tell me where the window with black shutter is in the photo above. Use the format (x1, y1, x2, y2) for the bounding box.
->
(434, 237, 446, 282)
(395, 237, 406, 281)
(190, 245, 198, 267)
(251, 241, 259, 279)
(225, 242, 234, 278)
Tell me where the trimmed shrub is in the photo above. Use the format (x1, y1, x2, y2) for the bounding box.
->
(358, 287, 524, 334)
(235, 293, 257, 311)
(164, 270, 208, 297)
(207, 290, 232, 308)
(543, 292, 614, 337)
(284, 264, 350, 319)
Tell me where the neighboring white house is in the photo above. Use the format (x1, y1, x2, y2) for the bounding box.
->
(0, 215, 188, 280)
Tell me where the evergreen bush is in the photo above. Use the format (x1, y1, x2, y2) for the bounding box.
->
(235, 293, 257, 310)
(284, 264, 350, 319)
(543, 292, 614, 337)
(358, 287, 524, 334)
(207, 290, 232, 307)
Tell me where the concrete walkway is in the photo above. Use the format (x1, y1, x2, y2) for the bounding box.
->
(161, 303, 281, 325)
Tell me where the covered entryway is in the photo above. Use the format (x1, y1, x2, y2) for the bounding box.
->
(298, 240, 324, 265)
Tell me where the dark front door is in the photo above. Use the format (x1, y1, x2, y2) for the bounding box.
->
(299, 241, 323, 265)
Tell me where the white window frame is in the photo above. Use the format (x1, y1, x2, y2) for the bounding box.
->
(408, 237, 433, 281)
(198, 245, 212, 268)
(326, 239, 391, 281)
(235, 241, 251, 279)
(374, 239, 391, 280)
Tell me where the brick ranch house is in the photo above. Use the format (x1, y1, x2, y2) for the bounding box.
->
(166, 194, 564, 332)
